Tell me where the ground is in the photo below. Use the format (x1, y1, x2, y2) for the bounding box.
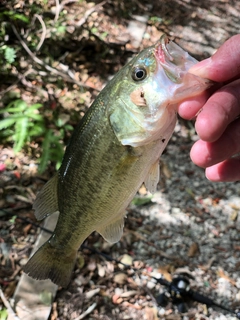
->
(0, 0, 240, 319)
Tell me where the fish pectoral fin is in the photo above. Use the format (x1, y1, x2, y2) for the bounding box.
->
(33, 173, 59, 220)
(23, 238, 77, 287)
(144, 160, 160, 194)
(97, 216, 125, 244)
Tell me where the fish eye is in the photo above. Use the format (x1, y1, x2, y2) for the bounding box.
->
(131, 66, 147, 81)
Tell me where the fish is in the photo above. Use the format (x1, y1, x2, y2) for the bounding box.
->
(24, 34, 212, 287)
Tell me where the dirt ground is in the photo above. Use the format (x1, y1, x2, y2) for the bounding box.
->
(1, 0, 240, 319)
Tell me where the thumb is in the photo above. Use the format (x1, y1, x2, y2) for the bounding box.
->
(188, 34, 240, 82)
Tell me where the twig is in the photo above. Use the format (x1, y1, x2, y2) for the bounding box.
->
(0, 69, 36, 96)
(54, 0, 61, 23)
(76, 0, 107, 27)
(75, 302, 97, 320)
(54, 0, 79, 23)
(11, 25, 98, 90)
(35, 14, 47, 51)
(0, 287, 20, 320)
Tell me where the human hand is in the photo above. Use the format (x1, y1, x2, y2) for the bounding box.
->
(178, 34, 240, 182)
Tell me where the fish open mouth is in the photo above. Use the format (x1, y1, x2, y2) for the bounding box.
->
(155, 34, 173, 65)
(154, 34, 183, 83)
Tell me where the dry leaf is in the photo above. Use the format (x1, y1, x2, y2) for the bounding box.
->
(158, 265, 174, 282)
(230, 210, 238, 221)
(97, 263, 105, 277)
(217, 268, 236, 286)
(120, 290, 138, 298)
(188, 242, 199, 257)
(23, 224, 32, 237)
(145, 307, 159, 320)
(118, 254, 133, 270)
(113, 273, 128, 285)
(112, 294, 123, 304)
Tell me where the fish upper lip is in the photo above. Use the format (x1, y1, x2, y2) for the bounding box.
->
(154, 34, 173, 64)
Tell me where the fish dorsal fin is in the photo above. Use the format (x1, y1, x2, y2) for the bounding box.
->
(33, 174, 59, 220)
(97, 216, 125, 244)
(144, 161, 160, 194)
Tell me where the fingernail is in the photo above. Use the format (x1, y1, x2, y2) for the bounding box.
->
(188, 57, 212, 77)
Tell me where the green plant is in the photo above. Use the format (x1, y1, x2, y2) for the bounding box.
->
(0, 308, 7, 320)
(0, 99, 72, 173)
(2, 45, 16, 64)
(0, 99, 44, 152)
(38, 128, 65, 173)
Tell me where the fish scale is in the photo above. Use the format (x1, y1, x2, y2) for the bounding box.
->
(24, 34, 213, 287)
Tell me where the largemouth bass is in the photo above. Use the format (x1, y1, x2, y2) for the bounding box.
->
(24, 35, 212, 287)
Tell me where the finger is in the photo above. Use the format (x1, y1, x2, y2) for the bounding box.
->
(188, 34, 240, 82)
(178, 91, 209, 120)
(195, 79, 240, 142)
(190, 117, 240, 168)
(205, 158, 240, 182)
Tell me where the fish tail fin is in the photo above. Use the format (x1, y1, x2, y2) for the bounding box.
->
(23, 241, 77, 287)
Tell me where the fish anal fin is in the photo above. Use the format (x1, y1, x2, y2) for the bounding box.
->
(23, 239, 77, 287)
(97, 216, 125, 244)
(33, 174, 59, 220)
(144, 161, 160, 194)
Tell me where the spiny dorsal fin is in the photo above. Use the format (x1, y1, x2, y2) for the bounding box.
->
(97, 216, 125, 244)
(33, 174, 59, 220)
(144, 161, 160, 194)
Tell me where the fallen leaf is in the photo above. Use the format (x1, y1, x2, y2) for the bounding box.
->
(230, 210, 238, 221)
(188, 242, 199, 257)
(122, 301, 142, 310)
(112, 294, 122, 304)
(113, 273, 128, 285)
(217, 268, 236, 286)
(118, 254, 133, 269)
(120, 290, 138, 298)
(85, 288, 100, 299)
(158, 265, 174, 282)
(23, 224, 32, 237)
(145, 307, 159, 320)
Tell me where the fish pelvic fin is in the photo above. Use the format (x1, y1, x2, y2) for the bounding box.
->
(33, 174, 59, 220)
(97, 216, 125, 244)
(144, 160, 160, 194)
(23, 240, 77, 287)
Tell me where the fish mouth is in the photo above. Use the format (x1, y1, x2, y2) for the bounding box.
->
(155, 34, 173, 64)
(154, 34, 189, 83)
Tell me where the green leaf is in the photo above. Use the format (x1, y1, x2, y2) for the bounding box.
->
(28, 122, 45, 136)
(3, 99, 28, 113)
(4, 46, 16, 64)
(28, 113, 44, 121)
(3, 11, 29, 23)
(0, 308, 8, 320)
(12, 13, 29, 23)
(131, 196, 153, 206)
(56, 25, 66, 34)
(9, 215, 17, 224)
(0, 128, 14, 138)
(0, 117, 17, 130)
(25, 103, 43, 113)
(14, 117, 28, 152)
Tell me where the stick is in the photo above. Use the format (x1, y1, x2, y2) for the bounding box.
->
(35, 14, 47, 51)
(11, 25, 98, 90)
(75, 302, 97, 320)
(0, 287, 20, 320)
(76, 0, 107, 27)
(54, 0, 61, 23)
